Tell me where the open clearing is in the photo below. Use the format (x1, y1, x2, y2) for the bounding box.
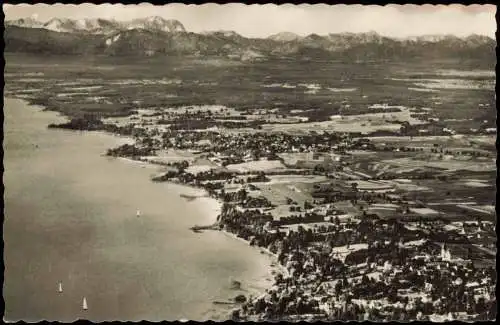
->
(381, 157, 496, 172)
(261, 107, 426, 134)
(226, 159, 287, 173)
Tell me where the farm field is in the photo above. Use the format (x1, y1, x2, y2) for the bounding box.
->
(4, 49, 496, 323)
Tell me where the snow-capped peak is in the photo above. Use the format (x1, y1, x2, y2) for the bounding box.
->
(7, 16, 186, 34)
(268, 32, 302, 42)
(6, 17, 44, 28)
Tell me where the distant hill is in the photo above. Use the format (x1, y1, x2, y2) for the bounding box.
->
(4, 16, 496, 63)
(4, 26, 105, 55)
(268, 32, 302, 42)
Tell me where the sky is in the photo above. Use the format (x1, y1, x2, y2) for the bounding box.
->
(3, 3, 497, 38)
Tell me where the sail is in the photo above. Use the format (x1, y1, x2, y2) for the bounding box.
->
(83, 297, 88, 310)
(136, 209, 141, 217)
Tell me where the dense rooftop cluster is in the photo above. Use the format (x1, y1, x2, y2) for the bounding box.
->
(95, 106, 496, 321)
(4, 43, 496, 322)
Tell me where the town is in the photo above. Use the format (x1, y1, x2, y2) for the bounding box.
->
(6, 68, 496, 320)
(98, 102, 496, 321)
(3, 4, 496, 323)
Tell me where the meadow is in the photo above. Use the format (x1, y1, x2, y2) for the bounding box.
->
(5, 53, 495, 135)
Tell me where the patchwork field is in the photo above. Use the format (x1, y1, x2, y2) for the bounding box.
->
(5, 54, 495, 134)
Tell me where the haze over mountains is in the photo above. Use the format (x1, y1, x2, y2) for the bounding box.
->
(5, 16, 496, 62)
(6, 16, 186, 33)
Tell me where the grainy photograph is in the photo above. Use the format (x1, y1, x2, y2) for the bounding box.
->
(2, 3, 497, 322)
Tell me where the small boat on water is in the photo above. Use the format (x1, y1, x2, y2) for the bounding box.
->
(213, 300, 236, 305)
(180, 194, 198, 201)
(190, 223, 218, 232)
(82, 297, 88, 311)
(136, 210, 141, 218)
(58, 282, 63, 293)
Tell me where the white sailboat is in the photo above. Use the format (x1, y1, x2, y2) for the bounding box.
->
(58, 282, 63, 293)
(136, 209, 141, 218)
(82, 297, 88, 311)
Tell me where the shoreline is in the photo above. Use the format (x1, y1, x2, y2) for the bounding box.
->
(96, 155, 288, 315)
(7, 95, 280, 318)
(119, 156, 285, 312)
(217, 228, 289, 278)
(5, 69, 496, 320)
(129, 156, 289, 282)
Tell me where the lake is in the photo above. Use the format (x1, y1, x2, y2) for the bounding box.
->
(3, 97, 274, 322)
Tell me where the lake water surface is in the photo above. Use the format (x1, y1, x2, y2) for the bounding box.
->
(3, 98, 273, 321)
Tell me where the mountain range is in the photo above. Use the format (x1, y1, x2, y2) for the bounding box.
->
(6, 16, 186, 33)
(5, 16, 496, 62)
